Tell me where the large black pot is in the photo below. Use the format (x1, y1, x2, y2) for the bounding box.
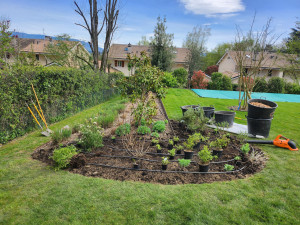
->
(180, 105, 199, 116)
(199, 164, 209, 172)
(214, 111, 236, 127)
(184, 151, 194, 159)
(247, 116, 272, 138)
(248, 99, 278, 119)
(202, 106, 215, 118)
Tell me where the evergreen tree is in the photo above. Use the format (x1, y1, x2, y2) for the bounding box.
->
(150, 16, 174, 71)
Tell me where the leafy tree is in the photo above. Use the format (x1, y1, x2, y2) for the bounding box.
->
(205, 65, 218, 75)
(191, 70, 208, 89)
(172, 67, 188, 86)
(162, 72, 178, 87)
(183, 26, 210, 84)
(150, 16, 175, 71)
(210, 72, 223, 90)
(138, 36, 150, 46)
(203, 43, 232, 69)
(268, 77, 285, 93)
(0, 19, 14, 67)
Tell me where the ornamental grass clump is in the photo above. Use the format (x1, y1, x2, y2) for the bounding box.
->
(51, 145, 77, 171)
(51, 128, 72, 144)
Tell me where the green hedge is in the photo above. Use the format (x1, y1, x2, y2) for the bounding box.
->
(0, 66, 118, 144)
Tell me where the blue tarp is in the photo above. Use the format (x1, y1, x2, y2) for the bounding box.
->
(192, 89, 300, 103)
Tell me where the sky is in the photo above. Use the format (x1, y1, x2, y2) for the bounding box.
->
(0, 0, 299, 50)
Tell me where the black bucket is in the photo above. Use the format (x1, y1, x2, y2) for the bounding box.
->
(214, 111, 236, 127)
(247, 116, 273, 138)
(180, 105, 199, 116)
(248, 99, 278, 119)
(202, 106, 215, 118)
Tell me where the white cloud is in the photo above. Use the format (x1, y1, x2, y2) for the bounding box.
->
(179, 0, 245, 17)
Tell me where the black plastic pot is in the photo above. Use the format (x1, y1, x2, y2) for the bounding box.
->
(168, 144, 173, 150)
(214, 111, 236, 127)
(199, 164, 209, 172)
(202, 106, 215, 118)
(176, 150, 182, 155)
(213, 150, 223, 158)
(133, 164, 139, 169)
(235, 160, 242, 166)
(169, 155, 175, 160)
(112, 138, 116, 143)
(248, 99, 278, 119)
(180, 105, 199, 116)
(184, 150, 194, 159)
(193, 142, 201, 150)
(162, 165, 167, 170)
(174, 140, 178, 145)
(247, 116, 272, 138)
(157, 149, 162, 153)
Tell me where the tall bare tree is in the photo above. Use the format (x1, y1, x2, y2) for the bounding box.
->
(74, 0, 105, 70)
(100, 0, 119, 72)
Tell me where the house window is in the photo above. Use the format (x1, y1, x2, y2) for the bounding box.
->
(115, 60, 124, 67)
(36, 54, 40, 61)
(268, 70, 272, 77)
(124, 47, 128, 51)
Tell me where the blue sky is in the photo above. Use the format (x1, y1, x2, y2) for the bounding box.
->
(0, 0, 299, 50)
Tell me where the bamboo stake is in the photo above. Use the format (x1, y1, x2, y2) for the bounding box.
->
(31, 84, 48, 128)
(27, 105, 43, 129)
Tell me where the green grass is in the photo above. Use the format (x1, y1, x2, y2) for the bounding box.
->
(1, 91, 300, 224)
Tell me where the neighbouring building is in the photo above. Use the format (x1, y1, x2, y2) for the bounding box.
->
(217, 50, 300, 84)
(4, 36, 90, 67)
(108, 43, 189, 76)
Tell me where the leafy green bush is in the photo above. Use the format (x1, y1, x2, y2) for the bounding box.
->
(253, 77, 268, 92)
(51, 145, 77, 170)
(284, 82, 300, 94)
(152, 120, 167, 133)
(79, 125, 104, 151)
(182, 108, 208, 131)
(0, 65, 117, 144)
(268, 77, 285, 93)
(137, 125, 151, 135)
(222, 75, 232, 90)
(115, 123, 131, 136)
(162, 72, 178, 87)
(198, 145, 215, 165)
(172, 68, 188, 86)
(209, 72, 232, 90)
(178, 159, 191, 167)
(224, 164, 234, 171)
(151, 132, 160, 138)
(240, 143, 250, 154)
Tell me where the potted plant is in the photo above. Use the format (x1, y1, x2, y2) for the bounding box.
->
(161, 157, 169, 170)
(168, 139, 174, 150)
(234, 156, 242, 166)
(111, 135, 116, 143)
(168, 148, 176, 160)
(173, 136, 179, 145)
(178, 159, 191, 170)
(151, 138, 159, 146)
(210, 134, 229, 158)
(240, 143, 250, 161)
(198, 145, 216, 172)
(224, 164, 234, 171)
(183, 139, 194, 159)
(132, 159, 139, 169)
(176, 145, 184, 155)
(156, 144, 162, 153)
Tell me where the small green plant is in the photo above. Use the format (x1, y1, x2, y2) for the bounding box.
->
(164, 119, 168, 124)
(151, 138, 159, 144)
(152, 120, 166, 133)
(178, 159, 191, 167)
(72, 124, 82, 133)
(224, 164, 234, 171)
(111, 135, 116, 140)
(198, 145, 215, 165)
(51, 145, 77, 170)
(137, 125, 151, 135)
(79, 125, 104, 151)
(240, 143, 250, 154)
(162, 157, 170, 165)
(115, 123, 131, 136)
(51, 128, 72, 144)
(173, 136, 179, 142)
(237, 132, 248, 143)
(156, 144, 161, 151)
(168, 148, 176, 156)
(182, 107, 208, 131)
(176, 145, 184, 151)
(210, 134, 229, 150)
(234, 156, 241, 160)
(168, 139, 174, 145)
(151, 132, 160, 138)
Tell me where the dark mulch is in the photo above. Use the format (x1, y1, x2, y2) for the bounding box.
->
(32, 120, 267, 185)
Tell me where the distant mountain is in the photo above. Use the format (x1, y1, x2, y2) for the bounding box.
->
(11, 32, 103, 53)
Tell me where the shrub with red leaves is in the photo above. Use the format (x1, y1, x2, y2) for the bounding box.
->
(205, 65, 218, 75)
(191, 70, 208, 89)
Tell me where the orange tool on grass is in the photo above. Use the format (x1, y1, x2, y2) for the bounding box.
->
(247, 135, 298, 151)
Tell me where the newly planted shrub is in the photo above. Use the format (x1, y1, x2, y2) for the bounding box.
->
(115, 123, 131, 136)
(151, 132, 160, 138)
(182, 108, 208, 131)
(51, 145, 77, 170)
(162, 157, 170, 165)
(79, 125, 104, 151)
(137, 125, 151, 135)
(234, 156, 241, 160)
(198, 145, 215, 165)
(240, 143, 250, 154)
(224, 164, 234, 171)
(178, 159, 191, 168)
(168, 148, 176, 157)
(152, 120, 167, 133)
(51, 128, 72, 144)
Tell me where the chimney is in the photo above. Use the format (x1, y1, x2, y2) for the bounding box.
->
(45, 36, 52, 42)
(127, 43, 132, 53)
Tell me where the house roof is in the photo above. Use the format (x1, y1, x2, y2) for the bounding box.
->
(108, 44, 189, 63)
(218, 50, 294, 69)
(14, 38, 80, 54)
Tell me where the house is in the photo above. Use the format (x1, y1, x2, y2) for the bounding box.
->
(5, 36, 90, 67)
(108, 43, 189, 76)
(217, 50, 299, 84)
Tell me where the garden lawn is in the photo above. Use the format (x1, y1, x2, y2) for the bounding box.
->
(1, 91, 300, 224)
